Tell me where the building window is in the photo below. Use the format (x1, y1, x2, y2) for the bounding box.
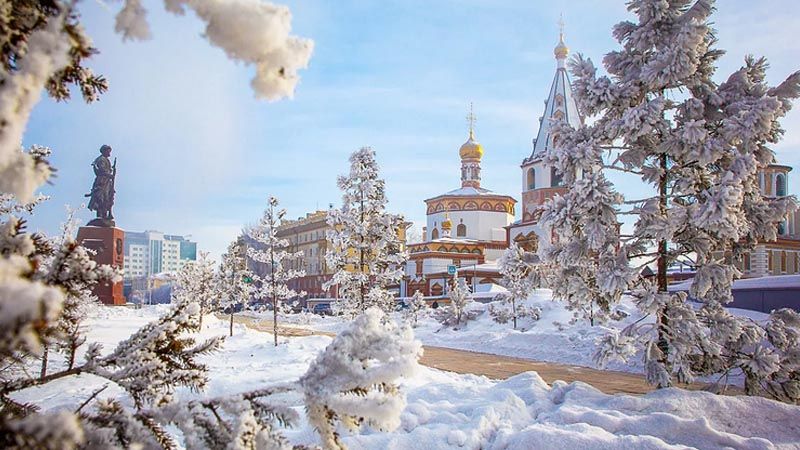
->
(527, 168, 536, 190)
(777, 173, 787, 197)
(778, 221, 787, 236)
(744, 253, 751, 271)
(768, 251, 774, 272)
(456, 223, 467, 237)
(782, 251, 787, 273)
(551, 167, 563, 187)
(431, 228, 439, 240)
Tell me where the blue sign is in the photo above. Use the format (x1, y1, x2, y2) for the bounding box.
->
(447, 265, 457, 275)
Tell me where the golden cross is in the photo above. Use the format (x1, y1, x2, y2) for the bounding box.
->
(466, 102, 477, 136)
(558, 14, 565, 40)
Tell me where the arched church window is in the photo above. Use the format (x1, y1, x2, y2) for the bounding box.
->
(778, 221, 786, 236)
(551, 167, 563, 187)
(777, 173, 787, 197)
(456, 223, 467, 237)
(431, 228, 439, 240)
(527, 168, 536, 190)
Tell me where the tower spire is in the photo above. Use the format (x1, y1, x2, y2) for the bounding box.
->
(466, 102, 477, 139)
(554, 14, 569, 67)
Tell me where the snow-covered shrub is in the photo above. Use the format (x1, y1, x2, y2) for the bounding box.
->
(324, 148, 408, 318)
(488, 294, 541, 330)
(543, 0, 800, 397)
(300, 308, 422, 450)
(173, 251, 217, 330)
(435, 278, 477, 329)
(402, 290, 428, 327)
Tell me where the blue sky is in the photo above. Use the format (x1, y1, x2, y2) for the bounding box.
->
(24, 0, 800, 259)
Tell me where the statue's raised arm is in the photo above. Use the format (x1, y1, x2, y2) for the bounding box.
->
(86, 144, 117, 227)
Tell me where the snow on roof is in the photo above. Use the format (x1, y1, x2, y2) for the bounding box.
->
(669, 274, 800, 292)
(430, 237, 479, 244)
(473, 261, 499, 271)
(474, 283, 507, 294)
(442, 186, 496, 196)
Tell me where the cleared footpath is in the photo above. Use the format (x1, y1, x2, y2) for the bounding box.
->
(230, 315, 694, 395)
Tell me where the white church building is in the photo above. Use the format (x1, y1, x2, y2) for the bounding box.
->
(405, 109, 516, 297)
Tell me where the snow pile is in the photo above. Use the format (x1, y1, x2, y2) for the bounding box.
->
(306, 289, 771, 379)
(20, 305, 800, 449)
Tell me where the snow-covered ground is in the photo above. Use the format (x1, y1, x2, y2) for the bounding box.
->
(18, 305, 800, 449)
(287, 289, 770, 377)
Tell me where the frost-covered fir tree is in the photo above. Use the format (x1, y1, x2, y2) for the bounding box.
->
(173, 251, 217, 330)
(39, 207, 118, 376)
(217, 237, 253, 336)
(324, 147, 408, 318)
(497, 243, 542, 329)
(402, 290, 428, 328)
(248, 196, 305, 346)
(436, 277, 476, 329)
(543, 0, 800, 396)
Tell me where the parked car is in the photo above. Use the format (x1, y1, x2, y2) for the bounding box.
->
(312, 303, 332, 316)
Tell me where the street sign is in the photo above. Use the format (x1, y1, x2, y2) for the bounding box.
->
(447, 265, 457, 275)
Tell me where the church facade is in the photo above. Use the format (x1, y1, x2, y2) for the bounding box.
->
(405, 112, 516, 297)
(733, 164, 800, 277)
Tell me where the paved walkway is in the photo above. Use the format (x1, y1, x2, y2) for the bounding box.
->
(229, 315, 682, 395)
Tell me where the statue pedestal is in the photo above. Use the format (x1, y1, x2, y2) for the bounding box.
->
(77, 226, 125, 305)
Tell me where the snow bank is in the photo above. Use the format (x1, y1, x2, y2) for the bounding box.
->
(23, 305, 800, 449)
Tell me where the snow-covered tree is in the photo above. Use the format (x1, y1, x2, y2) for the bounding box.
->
(435, 277, 476, 329)
(402, 290, 428, 328)
(300, 308, 422, 450)
(248, 196, 305, 346)
(324, 147, 408, 318)
(543, 0, 800, 395)
(217, 237, 253, 336)
(173, 251, 217, 330)
(497, 243, 543, 329)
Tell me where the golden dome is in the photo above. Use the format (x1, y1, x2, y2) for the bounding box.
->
(554, 35, 569, 60)
(459, 129, 484, 160)
(442, 213, 452, 231)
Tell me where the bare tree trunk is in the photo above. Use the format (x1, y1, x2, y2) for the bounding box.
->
(198, 313, 204, 331)
(67, 343, 77, 370)
(656, 153, 671, 388)
(512, 297, 517, 330)
(270, 207, 278, 347)
(229, 310, 234, 337)
(40, 345, 48, 380)
(273, 298, 278, 347)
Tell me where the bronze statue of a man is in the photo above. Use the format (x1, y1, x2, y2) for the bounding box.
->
(86, 144, 117, 225)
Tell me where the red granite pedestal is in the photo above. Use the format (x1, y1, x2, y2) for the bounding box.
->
(76, 226, 125, 305)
